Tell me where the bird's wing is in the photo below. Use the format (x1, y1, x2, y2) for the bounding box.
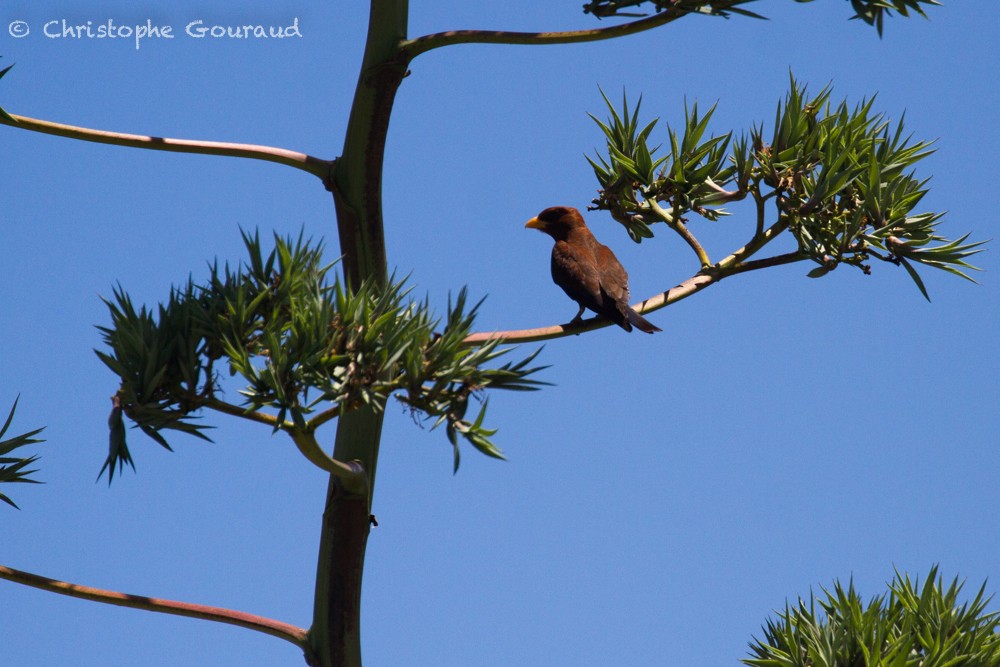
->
(551, 240, 604, 310)
(594, 243, 630, 304)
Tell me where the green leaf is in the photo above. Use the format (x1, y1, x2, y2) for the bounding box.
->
(97, 396, 135, 485)
(0, 396, 45, 507)
(806, 266, 831, 278)
(898, 256, 930, 301)
(0, 58, 16, 124)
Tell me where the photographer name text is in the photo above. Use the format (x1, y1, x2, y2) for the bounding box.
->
(7, 18, 303, 49)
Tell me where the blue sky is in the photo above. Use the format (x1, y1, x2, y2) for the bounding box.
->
(2, 2, 997, 665)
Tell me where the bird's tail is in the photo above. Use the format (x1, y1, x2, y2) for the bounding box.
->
(626, 307, 661, 334)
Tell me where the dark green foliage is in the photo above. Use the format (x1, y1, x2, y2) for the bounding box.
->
(587, 75, 984, 298)
(745, 566, 1000, 666)
(582, 0, 939, 35)
(583, 0, 764, 20)
(838, 0, 941, 37)
(98, 395, 133, 485)
(95, 231, 546, 481)
(0, 396, 45, 509)
(0, 57, 17, 123)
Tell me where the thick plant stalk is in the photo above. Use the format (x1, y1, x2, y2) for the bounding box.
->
(308, 2, 409, 666)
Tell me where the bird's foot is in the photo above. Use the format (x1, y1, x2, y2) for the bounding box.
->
(567, 310, 587, 335)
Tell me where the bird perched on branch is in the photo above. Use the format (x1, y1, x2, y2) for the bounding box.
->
(525, 206, 661, 334)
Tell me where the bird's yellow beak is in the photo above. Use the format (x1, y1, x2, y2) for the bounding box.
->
(525, 217, 545, 230)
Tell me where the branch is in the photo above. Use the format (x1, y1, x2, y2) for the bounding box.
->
(464, 216, 801, 345)
(204, 398, 289, 430)
(649, 200, 711, 267)
(203, 398, 365, 489)
(722, 251, 807, 276)
(0, 113, 332, 181)
(289, 431, 368, 494)
(715, 217, 790, 272)
(752, 185, 768, 237)
(463, 271, 715, 344)
(309, 405, 342, 430)
(399, 5, 690, 60)
(0, 563, 309, 654)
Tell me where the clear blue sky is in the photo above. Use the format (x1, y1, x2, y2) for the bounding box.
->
(2, 2, 997, 665)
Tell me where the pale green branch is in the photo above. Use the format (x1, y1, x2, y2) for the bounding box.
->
(309, 406, 342, 431)
(204, 398, 290, 430)
(289, 431, 367, 495)
(752, 184, 768, 237)
(463, 213, 797, 345)
(648, 199, 711, 268)
(204, 398, 364, 490)
(715, 217, 791, 272)
(0, 113, 332, 181)
(463, 270, 715, 344)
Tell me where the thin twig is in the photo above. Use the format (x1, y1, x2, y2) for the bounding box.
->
(288, 431, 367, 493)
(309, 405, 342, 430)
(649, 200, 711, 268)
(0, 113, 332, 181)
(203, 398, 365, 486)
(399, 4, 691, 59)
(723, 251, 807, 276)
(204, 398, 288, 430)
(752, 185, 767, 237)
(0, 563, 309, 653)
(715, 217, 791, 272)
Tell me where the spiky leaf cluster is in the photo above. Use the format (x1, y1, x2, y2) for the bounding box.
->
(0, 57, 16, 123)
(797, 0, 941, 36)
(582, 0, 939, 35)
(587, 89, 739, 241)
(96, 231, 545, 479)
(745, 566, 1000, 666)
(587, 75, 984, 298)
(0, 397, 44, 509)
(582, 0, 763, 20)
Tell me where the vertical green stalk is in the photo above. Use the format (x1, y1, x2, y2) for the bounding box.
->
(331, 2, 409, 288)
(308, 2, 410, 666)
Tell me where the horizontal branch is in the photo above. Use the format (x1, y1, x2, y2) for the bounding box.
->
(308, 405, 342, 430)
(205, 398, 289, 430)
(463, 271, 716, 344)
(399, 5, 690, 59)
(715, 217, 791, 272)
(0, 563, 309, 653)
(463, 230, 805, 345)
(0, 113, 332, 181)
(725, 251, 807, 276)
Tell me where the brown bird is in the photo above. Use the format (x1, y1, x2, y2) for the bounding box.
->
(525, 206, 661, 334)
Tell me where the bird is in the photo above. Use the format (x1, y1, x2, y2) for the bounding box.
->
(525, 206, 661, 334)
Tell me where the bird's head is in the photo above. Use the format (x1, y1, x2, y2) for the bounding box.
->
(525, 206, 586, 241)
